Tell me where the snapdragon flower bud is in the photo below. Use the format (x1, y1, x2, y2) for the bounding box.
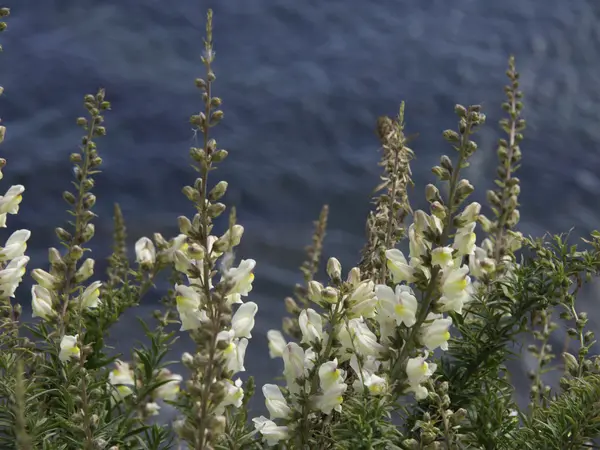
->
(327, 257, 342, 281)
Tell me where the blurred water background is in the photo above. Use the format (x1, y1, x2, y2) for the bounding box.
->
(2, 0, 600, 425)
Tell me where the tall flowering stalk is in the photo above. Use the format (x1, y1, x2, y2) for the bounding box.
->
(159, 10, 259, 449)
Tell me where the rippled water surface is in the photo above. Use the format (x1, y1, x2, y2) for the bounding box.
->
(3, 0, 600, 421)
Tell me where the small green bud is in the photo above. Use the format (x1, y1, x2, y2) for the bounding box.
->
(327, 257, 342, 281)
(425, 184, 440, 203)
(182, 186, 199, 202)
(322, 286, 339, 304)
(190, 147, 206, 162)
(284, 297, 300, 314)
(207, 202, 226, 218)
(442, 129, 460, 143)
(56, 227, 72, 242)
(454, 104, 467, 118)
(431, 166, 450, 181)
(62, 191, 76, 205)
(211, 149, 228, 162)
(195, 78, 207, 90)
(70, 245, 84, 261)
(209, 110, 224, 125)
(82, 223, 95, 242)
(83, 193, 96, 209)
(209, 181, 228, 201)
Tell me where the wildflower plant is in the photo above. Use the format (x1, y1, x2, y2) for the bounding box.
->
(1, 6, 600, 450)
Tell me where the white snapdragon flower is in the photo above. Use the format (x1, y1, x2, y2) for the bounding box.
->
(438, 264, 472, 314)
(457, 202, 481, 225)
(31, 268, 58, 291)
(299, 308, 323, 344)
(385, 249, 416, 284)
(349, 355, 387, 395)
(218, 330, 248, 374)
(263, 384, 291, 419)
(80, 280, 102, 309)
(282, 342, 308, 393)
(253, 416, 289, 446)
(346, 280, 377, 318)
(0, 255, 28, 284)
(307, 280, 325, 305)
(413, 210, 443, 237)
(31, 285, 56, 320)
(318, 359, 345, 391)
(0, 185, 24, 216)
(153, 369, 182, 401)
(59, 334, 80, 362)
(215, 378, 244, 414)
(420, 313, 452, 351)
(0, 229, 30, 261)
(469, 246, 496, 279)
(315, 382, 347, 415)
(109, 360, 135, 402)
(441, 264, 471, 297)
(408, 223, 431, 261)
(175, 284, 208, 331)
(173, 250, 193, 274)
(453, 222, 477, 256)
(215, 225, 244, 250)
(326, 257, 342, 280)
(145, 402, 161, 416)
(338, 317, 385, 358)
(135, 237, 156, 266)
(431, 246, 454, 268)
(406, 352, 437, 400)
(267, 330, 287, 358)
(346, 266, 361, 286)
(375, 284, 418, 328)
(0, 256, 29, 298)
(75, 258, 94, 283)
(166, 234, 188, 259)
(314, 359, 347, 414)
(231, 301, 258, 338)
(223, 259, 256, 305)
(437, 289, 471, 314)
(506, 230, 523, 252)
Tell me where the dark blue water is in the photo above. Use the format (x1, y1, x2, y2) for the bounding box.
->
(3, 0, 600, 424)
